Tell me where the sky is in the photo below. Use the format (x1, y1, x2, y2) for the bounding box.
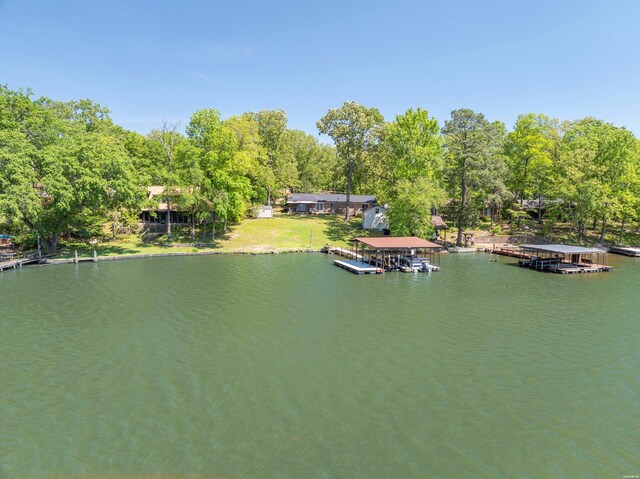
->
(1, 0, 639, 137)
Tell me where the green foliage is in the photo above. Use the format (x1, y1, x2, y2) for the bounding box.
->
(0, 86, 146, 251)
(386, 178, 440, 237)
(317, 101, 384, 220)
(442, 109, 508, 245)
(3, 83, 640, 252)
(251, 110, 299, 203)
(288, 129, 338, 193)
(381, 108, 445, 237)
(504, 114, 555, 205)
(181, 108, 252, 234)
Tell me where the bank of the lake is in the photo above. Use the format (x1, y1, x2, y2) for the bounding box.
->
(51, 215, 373, 261)
(1, 253, 639, 478)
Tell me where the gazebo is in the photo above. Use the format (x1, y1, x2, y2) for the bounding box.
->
(431, 215, 449, 242)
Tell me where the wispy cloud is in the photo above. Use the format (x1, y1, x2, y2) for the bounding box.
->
(189, 71, 217, 85)
(207, 42, 256, 61)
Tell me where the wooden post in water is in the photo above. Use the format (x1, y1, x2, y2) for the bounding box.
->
(74, 250, 78, 264)
(93, 249, 98, 263)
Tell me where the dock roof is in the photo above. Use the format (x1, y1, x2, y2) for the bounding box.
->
(354, 237, 441, 249)
(519, 244, 606, 254)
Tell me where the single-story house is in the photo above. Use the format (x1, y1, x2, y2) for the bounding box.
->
(140, 186, 191, 229)
(363, 205, 389, 231)
(286, 193, 377, 214)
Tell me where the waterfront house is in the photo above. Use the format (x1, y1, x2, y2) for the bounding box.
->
(362, 205, 388, 231)
(285, 193, 377, 215)
(139, 186, 191, 231)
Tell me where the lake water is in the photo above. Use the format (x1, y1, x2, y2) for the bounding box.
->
(1, 253, 639, 478)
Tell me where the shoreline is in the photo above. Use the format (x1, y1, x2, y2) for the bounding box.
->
(43, 247, 325, 267)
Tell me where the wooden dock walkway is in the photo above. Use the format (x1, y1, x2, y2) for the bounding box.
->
(333, 259, 383, 275)
(609, 245, 640, 257)
(485, 247, 531, 259)
(327, 246, 363, 260)
(0, 254, 52, 272)
(518, 258, 612, 274)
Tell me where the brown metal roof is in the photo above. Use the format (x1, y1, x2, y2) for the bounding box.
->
(354, 237, 441, 249)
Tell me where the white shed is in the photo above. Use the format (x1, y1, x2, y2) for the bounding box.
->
(255, 205, 273, 218)
(362, 205, 389, 231)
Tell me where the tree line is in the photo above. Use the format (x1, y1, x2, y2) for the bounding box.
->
(1, 85, 639, 251)
(318, 102, 640, 246)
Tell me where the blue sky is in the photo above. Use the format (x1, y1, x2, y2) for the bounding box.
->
(1, 0, 639, 136)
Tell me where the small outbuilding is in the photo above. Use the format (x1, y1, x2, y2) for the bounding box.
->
(431, 215, 449, 241)
(0, 234, 12, 247)
(255, 205, 273, 218)
(362, 205, 388, 231)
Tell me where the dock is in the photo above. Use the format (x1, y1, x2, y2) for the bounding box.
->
(609, 245, 640, 257)
(0, 254, 52, 272)
(329, 237, 442, 275)
(333, 259, 383, 274)
(486, 246, 531, 259)
(518, 257, 612, 274)
(327, 246, 363, 260)
(516, 244, 611, 274)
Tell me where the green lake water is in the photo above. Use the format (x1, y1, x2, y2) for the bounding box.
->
(1, 253, 639, 478)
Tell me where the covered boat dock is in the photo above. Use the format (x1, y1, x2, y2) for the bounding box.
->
(346, 236, 443, 273)
(517, 244, 611, 274)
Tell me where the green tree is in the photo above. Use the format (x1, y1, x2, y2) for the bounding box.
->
(442, 109, 507, 246)
(504, 114, 556, 221)
(382, 108, 445, 237)
(0, 87, 144, 252)
(555, 118, 640, 243)
(184, 109, 252, 239)
(287, 129, 338, 192)
(148, 121, 184, 237)
(317, 101, 384, 220)
(253, 110, 298, 205)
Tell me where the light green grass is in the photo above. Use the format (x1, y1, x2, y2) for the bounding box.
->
(217, 215, 374, 252)
(57, 214, 378, 259)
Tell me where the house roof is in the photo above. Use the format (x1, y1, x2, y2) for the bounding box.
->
(431, 215, 448, 230)
(519, 244, 606, 254)
(354, 237, 441, 249)
(147, 185, 164, 198)
(364, 205, 387, 212)
(287, 193, 376, 203)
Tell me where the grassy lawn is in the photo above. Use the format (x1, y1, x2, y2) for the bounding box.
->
(57, 214, 378, 259)
(217, 214, 376, 252)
